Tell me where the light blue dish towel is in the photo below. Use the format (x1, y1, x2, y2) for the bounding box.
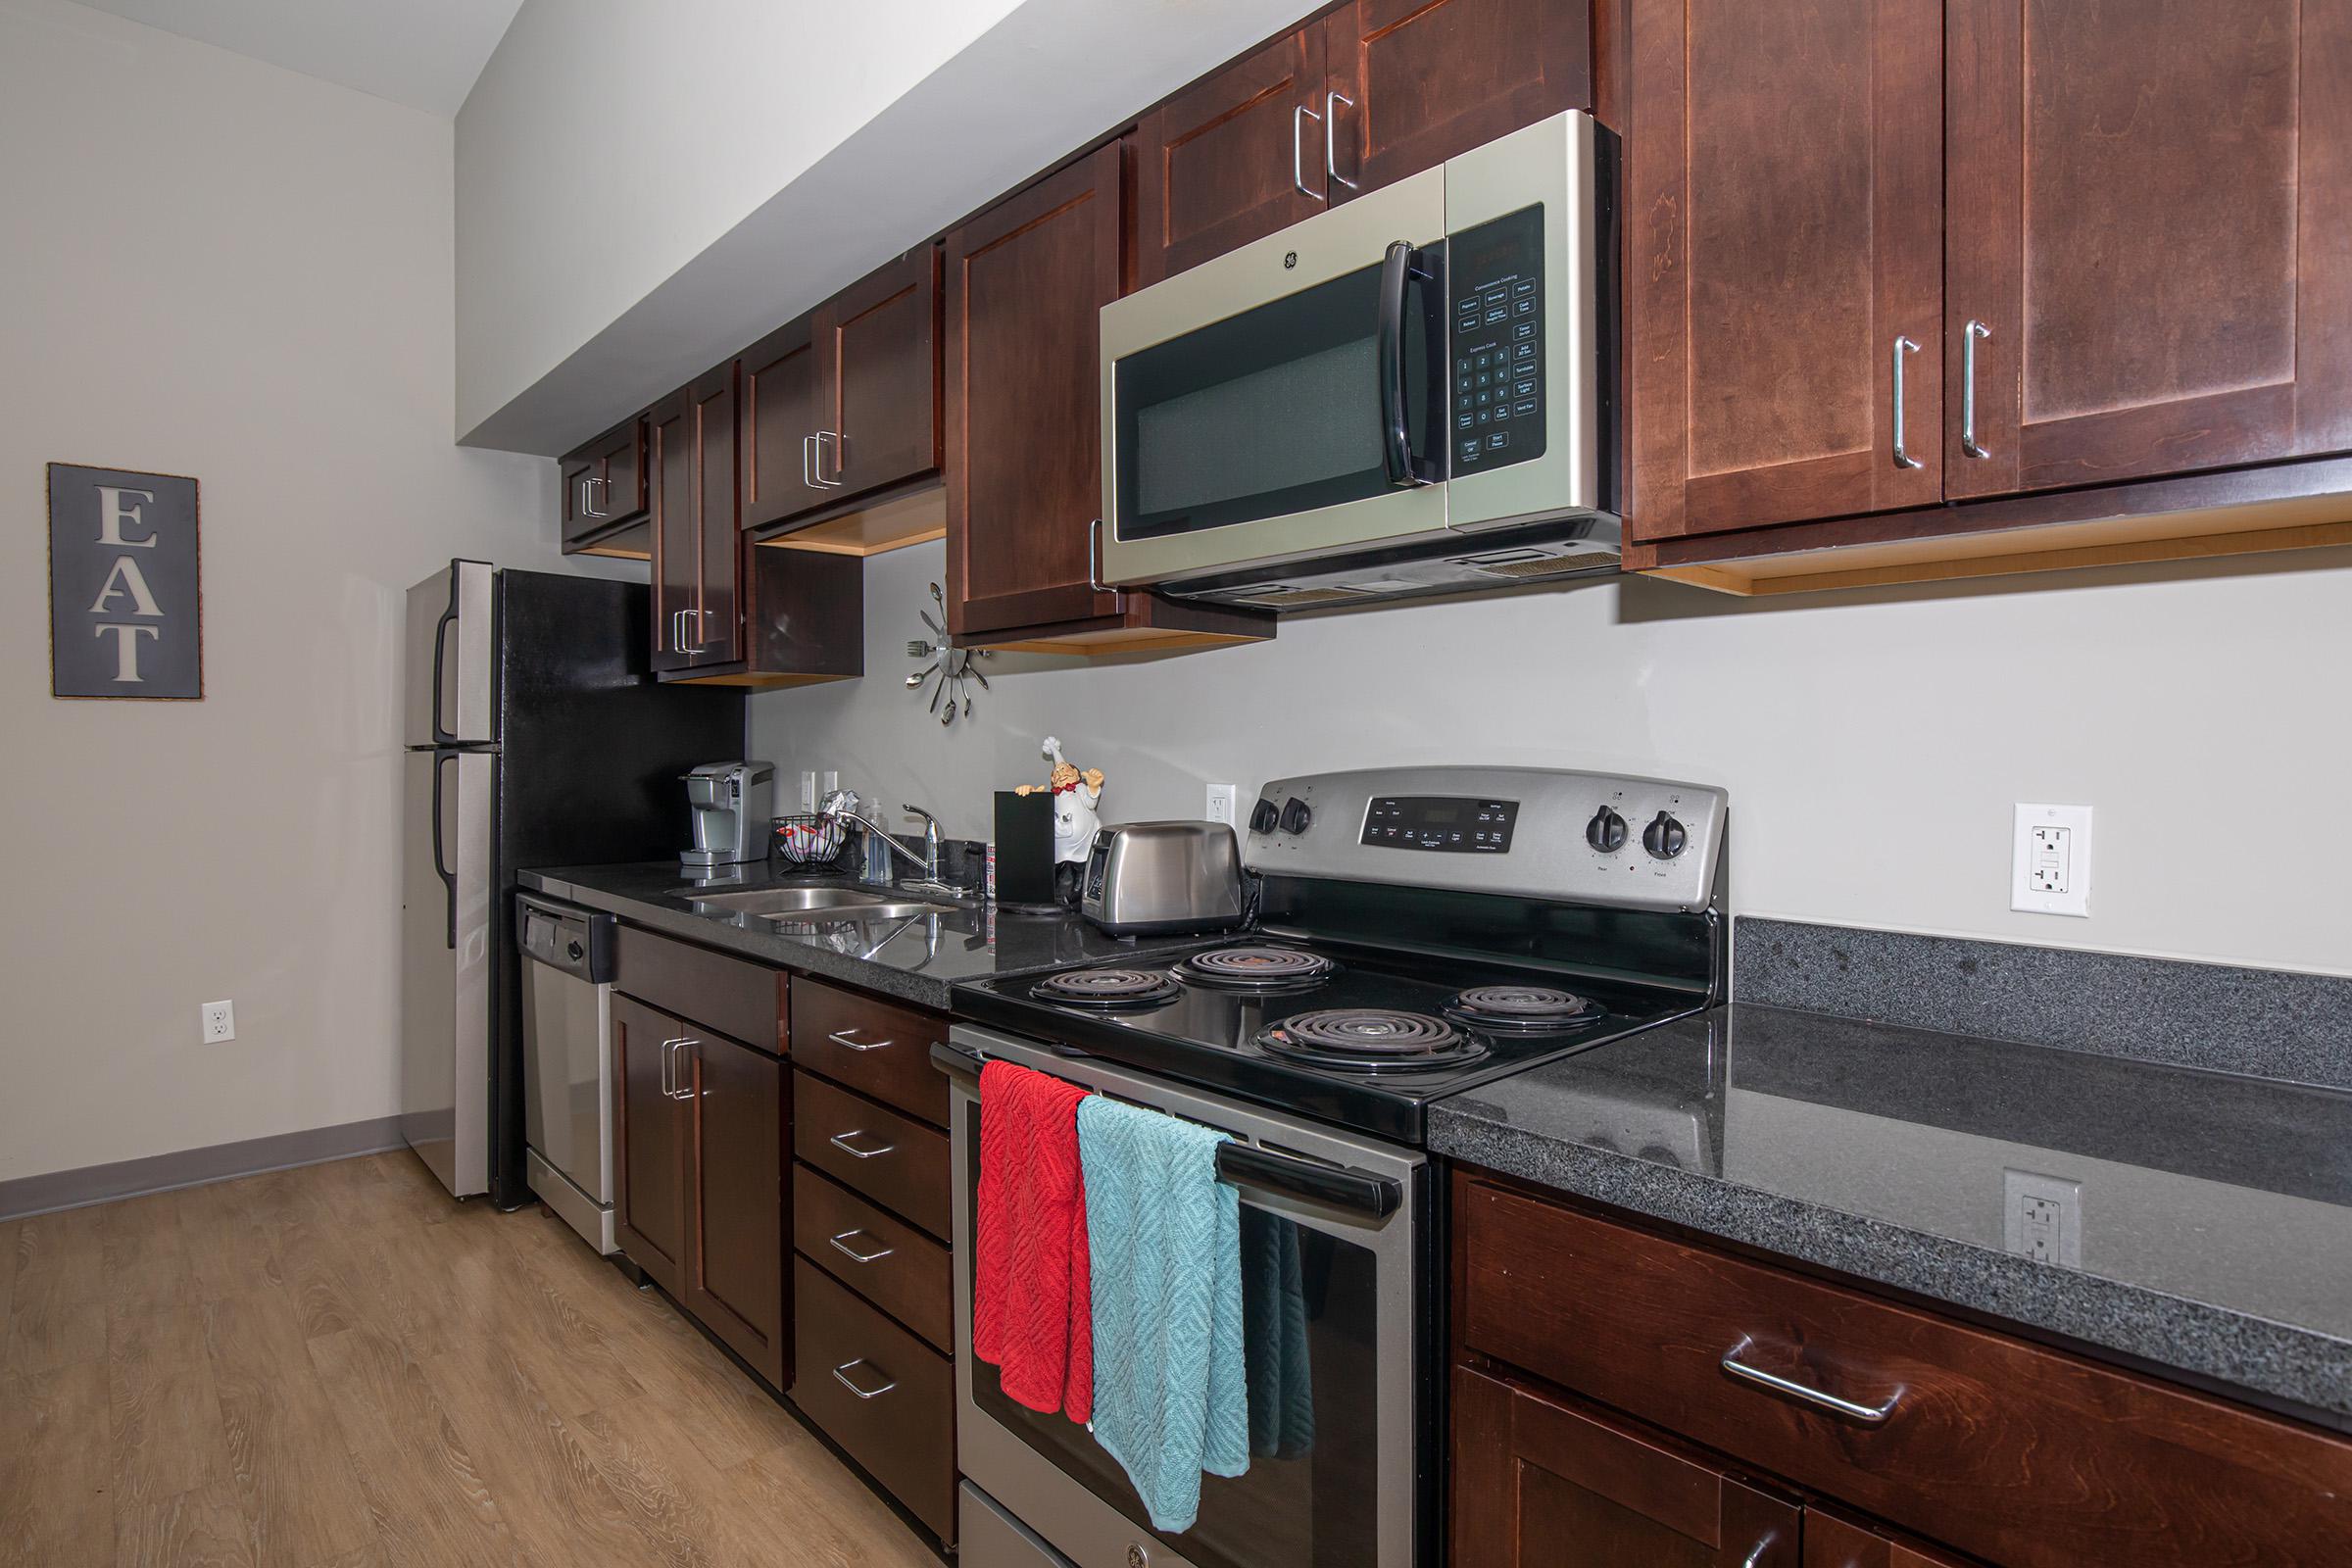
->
(1077, 1095, 1249, 1534)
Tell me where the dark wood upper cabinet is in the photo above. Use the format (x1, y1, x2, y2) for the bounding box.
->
(1132, 28, 1329, 287)
(688, 364, 742, 665)
(821, 247, 943, 502)
(560, 416, 649, 553)
(1943, 0, 2352, 499)
(647, 390, 698, 673)
(1452, 1367, 1799, 1568)
(686, 1031, 787, 1390)
(944, 146, 1127, 639)
(740, 315, 824, 532)
(1321, 0, 1590, 200)
(1626, 0, 1945, 542)
(612, 994, 689, 1298)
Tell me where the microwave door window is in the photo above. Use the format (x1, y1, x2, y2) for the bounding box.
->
(1116, 260, 1437, 541)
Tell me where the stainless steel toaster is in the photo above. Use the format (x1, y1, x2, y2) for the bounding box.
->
(1080, 821, 1248, 936)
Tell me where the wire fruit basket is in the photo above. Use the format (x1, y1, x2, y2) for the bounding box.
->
(771, 813, 848, 865)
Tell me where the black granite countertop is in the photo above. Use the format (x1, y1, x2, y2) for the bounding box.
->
(1430, 1004, 2352, 1423)
(517, 860, 1207, 1010)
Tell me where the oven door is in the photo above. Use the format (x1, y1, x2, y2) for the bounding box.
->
(1100, 166, 1449, 592)
(944, 1025, 1430, 1568)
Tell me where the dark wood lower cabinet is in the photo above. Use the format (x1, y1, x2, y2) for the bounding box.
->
(1453, 1366, 1799, 1567)
(612, 994, 689, 1298)
(686, 1031, 787, 1390)
(1803, 1511, 1973, 1568)
(791, 1259, 956, 1541)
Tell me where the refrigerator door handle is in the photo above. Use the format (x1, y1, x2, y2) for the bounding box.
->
(431, 753, 458, 950)
(429, 590, 460, 746)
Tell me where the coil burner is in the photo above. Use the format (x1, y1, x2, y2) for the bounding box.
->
(1177, 946, 1339, 990)
(1258, 1009, 1488, 1072)
(1446, 984, 1603, 1031)
(1032, 967, 1180, 1008)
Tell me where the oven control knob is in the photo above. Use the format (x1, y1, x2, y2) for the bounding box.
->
(1642, 810, 1689, 859)
(1584, 807, 1628, 854)
(1126, 1546, 1150, 1568)
(1279, 797, 1313, 835)
(1250, 798, 1281, 835)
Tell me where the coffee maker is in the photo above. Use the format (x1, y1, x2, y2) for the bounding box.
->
(682, 760, 774, 868)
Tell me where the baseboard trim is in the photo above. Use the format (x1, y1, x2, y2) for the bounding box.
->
(0, 1115, 409, 1221)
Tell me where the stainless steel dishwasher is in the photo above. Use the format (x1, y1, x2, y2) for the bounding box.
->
(517, 893, 619, 1253)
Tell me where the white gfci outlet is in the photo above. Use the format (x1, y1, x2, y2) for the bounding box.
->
(1205, 783, 1239, 827)
(2012, 803, 2092, 916)
(2003, 1168, 2082, 1266)
(798, 770, 818, 812)
(201, 1000, 235, 1044)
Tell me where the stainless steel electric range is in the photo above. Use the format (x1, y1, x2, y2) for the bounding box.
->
(937, 766, 1729, 1568)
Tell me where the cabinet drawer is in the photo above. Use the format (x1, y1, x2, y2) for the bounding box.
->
(1457, 1178, 2352, 1568)
(793, 1071, 951, 1239)
(790, 978, 950, 1126)
(795, 1165, 953, 1351)
(791, 1259, 955, 1540)
(613, 924, 784, 1054)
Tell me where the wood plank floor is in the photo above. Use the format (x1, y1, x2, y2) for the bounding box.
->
(0, 1152, 939, 1568)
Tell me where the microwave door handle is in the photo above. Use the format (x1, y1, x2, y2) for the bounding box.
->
(1377, 241, 1440, 488)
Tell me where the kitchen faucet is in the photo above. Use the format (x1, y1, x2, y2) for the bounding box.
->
(828, 802, 956, 895)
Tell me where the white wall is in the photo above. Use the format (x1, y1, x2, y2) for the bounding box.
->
(0, 0, 589, 1184)
(754, 538, 2352, 978)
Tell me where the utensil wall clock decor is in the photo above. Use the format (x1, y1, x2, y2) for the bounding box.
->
(47, 463, 203, 701)
(905, 579, 990, 724)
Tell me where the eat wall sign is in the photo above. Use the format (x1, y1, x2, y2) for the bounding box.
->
(47, 463, 203, 701)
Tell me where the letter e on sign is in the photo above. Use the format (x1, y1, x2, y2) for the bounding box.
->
(47, 464, 202, 700)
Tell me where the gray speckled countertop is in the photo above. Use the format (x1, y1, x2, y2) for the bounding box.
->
(1430, 1004, 2352, 1423)
(518, 861, 1207, 1010)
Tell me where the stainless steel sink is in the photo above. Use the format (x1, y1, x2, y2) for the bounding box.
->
(687, 886, 956, 921)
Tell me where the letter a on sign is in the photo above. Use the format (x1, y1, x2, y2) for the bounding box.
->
(48, 464, 203, 700)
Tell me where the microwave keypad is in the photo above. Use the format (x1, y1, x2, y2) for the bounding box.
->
(1448, 206, 1547, 476)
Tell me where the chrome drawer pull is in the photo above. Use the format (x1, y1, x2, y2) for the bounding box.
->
(826, 1027, 895, 1054)
(1720, 1339, 1900, 1424)
(831, 1358, 897, 1399)
(828, 1229, 895, 1264)
(828, 1130, 897, 1159)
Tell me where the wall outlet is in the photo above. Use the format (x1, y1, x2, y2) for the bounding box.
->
(200, 1000, 235, 1044)
(2012, 803, 2092, 916)
(1205, 783, 1239, 827)
(2003, 1168, 2082, 1266)
(798, 770, 818, 812)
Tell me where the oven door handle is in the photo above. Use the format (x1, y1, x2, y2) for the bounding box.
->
(1376, 239, 1442, 489)
(931, 1040, 1402, 1220)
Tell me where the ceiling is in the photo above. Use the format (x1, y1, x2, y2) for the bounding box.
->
(74, 0, 523, 115)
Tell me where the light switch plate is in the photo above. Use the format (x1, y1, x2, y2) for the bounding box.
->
(2012, 803, 2092, 916)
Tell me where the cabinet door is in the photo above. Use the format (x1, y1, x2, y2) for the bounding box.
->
(1626, 0, 1944, 541)
(1804, 1511, 1973, 1568)
(1452, 1367, 1798, 1568)
(647, 391, 697, 672)
(819, 247, 943, 501)
(685, 1033, 786, 1389)
(612, 995, 688, 1297)
(741, 316, 825, 531)
(589, 417, 647, 526)
(1321, 0, 1589, 200)
(1133, 27, 1327, 286)
(560, 458, 597, 542)
(687, 364, 742, 666)
(1944, 0, 2352, 498)
(944, 144, 1126, 638)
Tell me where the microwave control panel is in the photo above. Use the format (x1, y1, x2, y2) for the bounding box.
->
(1447, 203, 1547, 476)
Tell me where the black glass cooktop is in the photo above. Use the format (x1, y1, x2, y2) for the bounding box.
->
(951, 938, 1702, 1145)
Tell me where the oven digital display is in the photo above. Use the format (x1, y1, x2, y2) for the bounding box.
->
(1361, 795, 1518, 853)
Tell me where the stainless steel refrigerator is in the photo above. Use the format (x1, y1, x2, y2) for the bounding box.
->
(401, 559, 744, 1205)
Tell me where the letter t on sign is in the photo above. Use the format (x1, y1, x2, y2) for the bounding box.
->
(48, 464, 203, 701)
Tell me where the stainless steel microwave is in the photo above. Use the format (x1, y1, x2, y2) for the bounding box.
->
(1099, 110, 1617, 611)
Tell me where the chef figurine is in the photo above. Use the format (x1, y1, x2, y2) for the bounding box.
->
(1014, 736, 1104, 906)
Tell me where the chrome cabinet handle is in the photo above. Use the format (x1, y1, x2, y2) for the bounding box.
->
(575, 477, 592, 519)
(674, 608, 705, 656)
(828, 1130, 896, 1159)
(1890, 335, 1923, 469)
(1741, 1535, 1779, 1568)
(814, 429, 845, 487)
(802, 431, 816, 490)
(1324, 90, 1356, 190)
(1961, 319, 1991, 459)
(828, 1229, 896, 1264)
(667, 1039, 698, 1101)
(1293, 104, 1325, 202)
(826, 1028, 894, 1054)
(583, 475, 606, 518)
(658, 1034, 672, 1098)
(1720, 1339, 1901, 1425)
(831, 1358, 897, 1399)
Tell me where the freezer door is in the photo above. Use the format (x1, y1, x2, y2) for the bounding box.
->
(404, 560, 495, 746)
(401, 748, 495, 1197)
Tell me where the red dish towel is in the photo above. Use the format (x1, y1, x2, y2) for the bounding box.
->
(972, 1059, 1095, 1421)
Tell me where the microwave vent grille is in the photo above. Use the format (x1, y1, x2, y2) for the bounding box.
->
(1462, 550, 1620, 580)
(1230, 585, 1378, 609)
